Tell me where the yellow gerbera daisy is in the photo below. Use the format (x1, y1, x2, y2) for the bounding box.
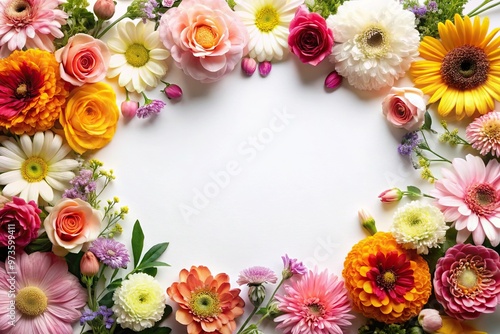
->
(410, 14, 500, 119)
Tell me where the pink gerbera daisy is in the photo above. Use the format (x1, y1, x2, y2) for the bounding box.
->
(0, 251, 87, 334)
(466, 111, 500, 157)
(0, 0, 67, 56)
(431, 154, 500, 246)
(274, 269, 354, 334)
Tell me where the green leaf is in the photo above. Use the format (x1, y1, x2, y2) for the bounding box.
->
(136, 261, 170, 271)
(141, 267, 158, 277)
(406, 185, 422, 199)
(24, 232, 52, 253)
(421, 110, 432, 130)
(107, 278, 123, 291)
(131, 220, 145, 268)
(139, 242, 169, 267)
(65, 252, 84, 278)
(98, 290, 115, 308)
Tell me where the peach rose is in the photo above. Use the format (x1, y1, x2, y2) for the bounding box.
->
(158, 0, 249, 83)
(55, 34, 110, 86)
(382, 87, 427, 131)
(44, 198, 102, 256)
(60, 82, 119, 154)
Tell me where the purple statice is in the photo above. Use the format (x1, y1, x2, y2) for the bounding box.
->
(281, 254, 307, 279)
(80, 308, 97, 325)
(80, 306, 115, 329)
(411, 4, 427, 17)
(427, 0, 438, 12)
(398, 131, 421, 156)
(237, 266, 278, 286)
(89, 238, 130, 269)
(63, 169, 96, 201)
(136, 99, 166, 119)
(142, 0, 159, 20)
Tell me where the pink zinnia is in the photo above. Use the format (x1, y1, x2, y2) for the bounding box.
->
(0, 251, 87, 334)
(431, 154, 500, 246)
(466, 111, 500, 158)
(274, 269, 354, 334)
(0, 0, 67, 56)
(433, 243, 500, 320)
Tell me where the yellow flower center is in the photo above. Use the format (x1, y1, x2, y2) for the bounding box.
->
(21, 156, 48, 183)
(16, 286, 48, 316)
(357, 26, 388, 58)
(458, 268, 478, 290)
(16, 83, 28, 98)
(482, 119, 500, 140)
(382, 271, 396, 284)
(190, 289, 221, 319)
(125, 44, 150, 67)
(255, 5, 279, 33)
(195, 25, 217, 49)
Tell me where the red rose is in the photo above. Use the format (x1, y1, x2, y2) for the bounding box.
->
(0, 197, 41, 248)
(288, 5, 334, 66)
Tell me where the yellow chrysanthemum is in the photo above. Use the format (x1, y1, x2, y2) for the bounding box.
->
(410, 14, 500, 119)
(0, 49, 69, 135)
(342, 232, 431, 324)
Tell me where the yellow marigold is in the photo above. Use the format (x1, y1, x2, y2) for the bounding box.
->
(0, 49, 69, 135)
(342, 232, 431, 323)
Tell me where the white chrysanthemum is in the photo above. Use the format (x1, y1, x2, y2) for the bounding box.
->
(107, 19, 170, 93)
(0, 131, 79, 204)
(234, 0, 303, 62)
(391, 201, 449, 255)
(112, 273, 167, 331)
(327, 0, 420, 91)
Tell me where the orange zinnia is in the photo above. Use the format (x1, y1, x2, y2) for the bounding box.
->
(343, 232, 431, 323)
(0, 49, 68, 135)
(167, 265, 245, 334)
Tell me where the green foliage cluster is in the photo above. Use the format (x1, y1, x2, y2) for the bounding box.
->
(306, 0, 347, 18)
(56, 0, 96, 49)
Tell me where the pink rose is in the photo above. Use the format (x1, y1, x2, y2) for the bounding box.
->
(44, 198, 102, 256)
(158, 0, 249, 83)
(0, 197, 41, 248)
(288, 5, 334, 66)
(55, 33, 111, 86)
(382, 87, 427, 131)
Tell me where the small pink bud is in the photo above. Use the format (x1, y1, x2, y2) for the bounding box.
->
(164, 84, 183, 100)
(80, 251, 100, 277)
(418, 309, 443, 332)
(94, 0, 115, 20)
(378, 188, 404, 203)
(325, 70, 342, 89)
(258, 61, 272, 77)
(241, 58, 257, 76)
(121, 100, 139, 118)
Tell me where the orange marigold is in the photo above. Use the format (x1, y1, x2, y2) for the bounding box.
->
(167, 265, 245, 334)
(0, 49, 69, 135)
(342, 232, 431, 323)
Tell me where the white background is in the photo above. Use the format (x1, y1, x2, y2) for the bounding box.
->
(86, 0, 500, 332)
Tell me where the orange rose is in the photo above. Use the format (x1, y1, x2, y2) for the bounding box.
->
(60, 82, 119, 154)
(44, 198, 102, 256)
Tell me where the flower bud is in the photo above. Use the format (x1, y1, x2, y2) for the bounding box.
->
(248, 284, 266, 307)
(378, 188, 403, 203)
(418, 309, 443, 332)
(80, 251, 100, 277)
(324, 70, 342, 89)
(93, 0, 115, 20)
(241, 57, 257, 76)
(358, 208, 377, 235)
(407, 327, 424, 334)
(164, 84, 183, 100)
(258, 61, 272, 77)
(121, 100, 139, 118)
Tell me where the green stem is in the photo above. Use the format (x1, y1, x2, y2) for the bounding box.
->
(420, 130, 452, 163)
(265, 278, 285, 308)
(96, 13, 129, 39)
(468, 0, 500, 16)
(237, 305, 260, 334)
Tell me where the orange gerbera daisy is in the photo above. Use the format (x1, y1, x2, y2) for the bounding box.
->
(410, 14, 500, 119)
(343, 232, 431, 324)
(167, 265, 245, 334)
(0, 49, 68, 135)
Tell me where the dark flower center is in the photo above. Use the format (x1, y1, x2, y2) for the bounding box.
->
(441, 45, 489, 91)
(464, 183, 499, 215)
(6, 0, 31, 19)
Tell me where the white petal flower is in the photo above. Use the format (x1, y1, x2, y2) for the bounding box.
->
(234, 0, 303, 62)
(327, 0, 420, 91)
(0, 131, 79, 204)
(107, 19, 170, 93)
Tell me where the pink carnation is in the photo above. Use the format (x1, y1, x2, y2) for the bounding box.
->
(288, 5, 334, 66)
(158, 0, 249, 83)
(0, 197, 41, 248)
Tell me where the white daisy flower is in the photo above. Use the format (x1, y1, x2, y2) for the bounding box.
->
(234, 0, 304, 62)
(0, 131, 80, 204)
(107, 19, 170, 93)
(327, 0, 420, 91)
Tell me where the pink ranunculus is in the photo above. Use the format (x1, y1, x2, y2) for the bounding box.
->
(288, 5, 334, 66)
(44, 198, 102, 256)
(0, 197, 41, 248)
(158, 0, 249, 83)
(382, 87, 427, 131)
(54, 33, 111, 86)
